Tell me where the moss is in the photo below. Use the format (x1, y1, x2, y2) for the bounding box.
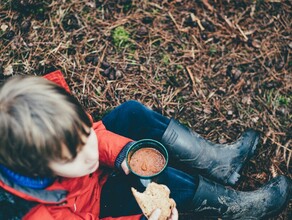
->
(162, 54, 170, 65)
(111, 26, 130, 48)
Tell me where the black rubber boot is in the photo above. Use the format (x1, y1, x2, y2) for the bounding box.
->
(161, 119, 260, 185)
(192, 175, 292, 219)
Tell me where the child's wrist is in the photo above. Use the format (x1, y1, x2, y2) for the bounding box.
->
(114, 141, 136, 170)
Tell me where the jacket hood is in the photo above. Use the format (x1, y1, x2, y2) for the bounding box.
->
(0, 171, 67, 204)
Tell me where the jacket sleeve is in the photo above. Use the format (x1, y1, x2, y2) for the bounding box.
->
(43, 70, 71, 93)
(93, 121, 133, 168)
(24, 205, 142, 220)
(43, 70, 95, 124)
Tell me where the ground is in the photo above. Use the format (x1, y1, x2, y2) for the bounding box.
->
(0, 0, 291, 219)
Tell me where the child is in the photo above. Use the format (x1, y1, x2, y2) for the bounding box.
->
(0, 70, 291, 220)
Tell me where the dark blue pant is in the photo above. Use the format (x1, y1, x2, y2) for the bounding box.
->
(100, 100, 198, 217)
(102, 100, 170, 141)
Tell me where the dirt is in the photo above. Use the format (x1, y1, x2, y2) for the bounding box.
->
(0, 0, 291, 219)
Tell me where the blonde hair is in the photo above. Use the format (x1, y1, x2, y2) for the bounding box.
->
(0, 76, 92, 177)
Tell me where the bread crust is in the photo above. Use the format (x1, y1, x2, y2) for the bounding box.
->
(131, 182, 176, 220)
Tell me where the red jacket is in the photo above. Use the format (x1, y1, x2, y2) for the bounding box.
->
(0, 70, 142, 220)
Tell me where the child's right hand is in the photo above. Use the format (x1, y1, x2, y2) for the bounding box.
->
(148, 208, 179, 220)
(121, 159, 130, 175)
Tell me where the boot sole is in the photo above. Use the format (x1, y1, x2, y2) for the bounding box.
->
(227, 132, 259, 185)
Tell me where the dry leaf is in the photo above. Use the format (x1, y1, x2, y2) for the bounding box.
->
(251, 39, 261, 48)
(85, 0, 96, 8)
(203, 107, 212, 114)
(242, 96, 252, 105)
(1, 24, 8, 31)
(252, 116, 259, 123)
(4, 65, 13, 76)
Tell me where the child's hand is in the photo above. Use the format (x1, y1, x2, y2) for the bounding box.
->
(148, 208, 179, 220)
(169, 207, 179, 220)
(148, 209, 161, 220)
(121, 159, 130, 175)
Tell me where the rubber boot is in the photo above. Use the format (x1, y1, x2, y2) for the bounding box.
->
(161, 119, 260, 185)
(192, 175, 292, 219)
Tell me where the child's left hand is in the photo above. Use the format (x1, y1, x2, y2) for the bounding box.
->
(121, 159, 130, 175)
(148, 208, 179, 220)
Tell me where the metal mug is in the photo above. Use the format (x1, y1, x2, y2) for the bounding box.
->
(126, 139, 168, 186)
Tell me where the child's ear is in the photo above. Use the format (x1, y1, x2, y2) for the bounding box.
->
(87, 113, 93, 124)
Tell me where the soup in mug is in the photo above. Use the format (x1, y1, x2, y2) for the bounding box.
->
(128, 147, 166, 177)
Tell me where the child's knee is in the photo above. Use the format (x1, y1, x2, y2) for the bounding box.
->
(121, 100, 146, 113)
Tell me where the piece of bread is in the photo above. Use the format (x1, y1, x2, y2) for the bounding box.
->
(131, 182, 176, 220)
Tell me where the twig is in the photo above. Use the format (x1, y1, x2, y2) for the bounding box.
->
(190, 13, 205, 31)
(202, 0, 214, 12)
(186, 66, 198, 96)
(191, 35, 203, 50)
(235, 24, 248, 41)
(168, 12, 188, 33)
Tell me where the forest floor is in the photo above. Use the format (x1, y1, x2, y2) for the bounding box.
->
(0, 0, 291, 219)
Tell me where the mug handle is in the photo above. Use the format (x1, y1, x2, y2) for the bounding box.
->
(140, 178, 151, 187)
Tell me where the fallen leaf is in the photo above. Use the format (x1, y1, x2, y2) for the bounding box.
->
(242, 96, 252, 105)
(3, 65, 13, 76)
(1, 24, 8, 31)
